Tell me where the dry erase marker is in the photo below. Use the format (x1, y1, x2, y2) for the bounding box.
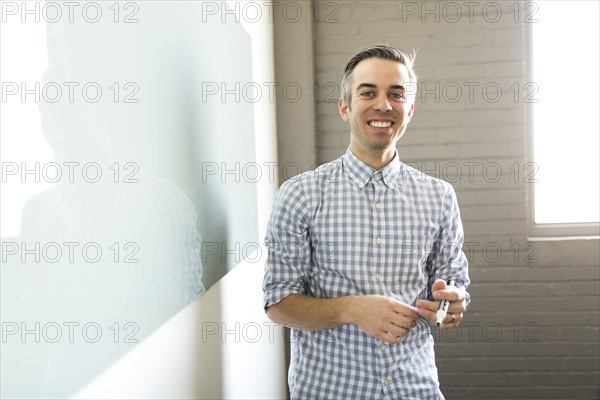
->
(436, 279, 455, 327)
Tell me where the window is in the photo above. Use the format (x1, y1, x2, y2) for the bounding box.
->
(529, 0, 600, 236)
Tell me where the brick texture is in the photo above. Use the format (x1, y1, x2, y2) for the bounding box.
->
(306, 1, 600, 398)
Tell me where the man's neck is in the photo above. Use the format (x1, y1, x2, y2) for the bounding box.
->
(350, 145, 396, 171)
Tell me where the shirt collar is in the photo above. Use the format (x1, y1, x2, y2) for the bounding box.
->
(343, 148, 401, 189)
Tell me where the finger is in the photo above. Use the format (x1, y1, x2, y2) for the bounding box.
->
(376, 327, 408, 344)
(395, 317, 417, 331)
(442, 312, 463, 328)
(431, 279, 447, 292)
(439, 315, 454, 329)
(370, 316, 415, 343)
(415, 299, 440, 312)
(391, 303, 420, 320)
(386, 322, 413, 339)
(447, 313, 457, 324)
(447, 300, 467, 314)
(416, 306, 437, 326)
(433, 288, 464, 302)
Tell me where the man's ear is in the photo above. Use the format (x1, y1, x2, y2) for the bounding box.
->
(407, 102, 415, 121)
(338, 97, 350, 121)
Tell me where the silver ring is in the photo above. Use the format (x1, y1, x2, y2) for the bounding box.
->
(450, 314, 456, 323)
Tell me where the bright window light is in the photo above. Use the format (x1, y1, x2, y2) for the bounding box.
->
(532, 1, 600, 224)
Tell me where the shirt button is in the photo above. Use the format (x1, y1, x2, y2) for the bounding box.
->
(380, 344, 386, 350)
(375, 203, 382, 209)
(373, 273, 381, 281)
(383, 378, 389, 386)
(376, 237, 382, 244)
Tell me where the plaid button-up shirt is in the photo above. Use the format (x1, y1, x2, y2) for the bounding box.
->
(263, 148, 470, 399)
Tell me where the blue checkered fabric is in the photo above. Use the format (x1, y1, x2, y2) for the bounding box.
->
(263, 148, 470, 400)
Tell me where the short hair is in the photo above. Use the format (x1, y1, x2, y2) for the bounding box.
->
(340, 44, 418, 105)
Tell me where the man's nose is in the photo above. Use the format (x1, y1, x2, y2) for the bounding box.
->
(373, 94, 392, 112)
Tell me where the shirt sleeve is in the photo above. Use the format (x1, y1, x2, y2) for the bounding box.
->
(425, 182, 471, 302)
(262, 178, 312, 311)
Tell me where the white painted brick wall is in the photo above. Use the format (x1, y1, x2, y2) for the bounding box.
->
(309, 1, 600, 398)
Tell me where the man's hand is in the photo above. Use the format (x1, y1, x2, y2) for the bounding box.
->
(345, 295, 420, 344)
(416, 279, 467, 328)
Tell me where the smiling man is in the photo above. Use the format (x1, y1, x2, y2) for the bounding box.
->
(263, 44, 471, 399)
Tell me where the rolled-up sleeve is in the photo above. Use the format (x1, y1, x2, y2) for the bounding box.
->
(426, 182, 471, 299)
(263, 178, 313, 311)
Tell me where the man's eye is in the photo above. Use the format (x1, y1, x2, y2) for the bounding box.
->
(390, 92, 406, 100)
(360, 91, 374, 98)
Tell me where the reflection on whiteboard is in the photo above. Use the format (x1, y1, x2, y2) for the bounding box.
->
(1, 1, 258, 398)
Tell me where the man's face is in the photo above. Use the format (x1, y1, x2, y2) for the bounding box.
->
(339, 58, 415, 159)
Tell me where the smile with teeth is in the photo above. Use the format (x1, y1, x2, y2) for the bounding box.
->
(369, 120, 393, 128)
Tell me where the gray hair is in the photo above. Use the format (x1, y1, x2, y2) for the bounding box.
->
(340, 44, 418, 105)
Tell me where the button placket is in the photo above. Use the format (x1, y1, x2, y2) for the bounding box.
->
(372, 173, 386, 292)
